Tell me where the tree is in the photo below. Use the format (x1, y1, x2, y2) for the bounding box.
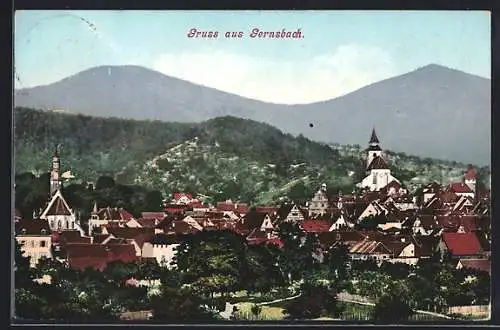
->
(143, 190, 164, 211)
(372, 293, 414, 323)
(151, 286, 217, 322)
(277, 222, 319, 283)
(95, 176, 115, 191)
(243, 244, 285, 294)
(174, 230, 247, 300)
(283, 284, 343, 320)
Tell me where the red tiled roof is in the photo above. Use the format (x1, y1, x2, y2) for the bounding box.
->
(93, 234, 113, 244)
(367, 156, 388, 170)
(459, 259, 490, 274)
(173, 192, 193, 200)
(255, 206, 277, 214)
(106, 227, 155, 248)
(65, 242, 138, 271)
(449, 183, 473, 194)
(46, 196, 72, 216)
(119, 209, 134, 220)
(442, 232, 482, 256)
(141, 212, 165, 220)
(94, 207, 133, 221)
(15, 219, 51, 235)
(136, 218, 159, 228)
(58, 230, 91, 245)
(302, 220, 332, 233)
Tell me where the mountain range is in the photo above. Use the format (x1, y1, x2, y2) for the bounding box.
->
(14, 63, 491, 165)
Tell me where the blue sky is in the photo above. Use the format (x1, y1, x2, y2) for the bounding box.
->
(14, 10, 490, 103)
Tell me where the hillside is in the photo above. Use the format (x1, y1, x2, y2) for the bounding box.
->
(13, 107, 489, 205)
(14, 64, 490, 165)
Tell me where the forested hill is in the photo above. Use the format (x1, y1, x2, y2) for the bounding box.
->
(14, 107, 489, 205)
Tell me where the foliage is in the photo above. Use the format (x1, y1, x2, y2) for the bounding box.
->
(173, 230, 248, 297)
(15, 107, 482, 206)
(283, 284, 343, 320)
(277, 222, 320, 283)
(150, 286, 217, 321)
(372, 293, 414, 323)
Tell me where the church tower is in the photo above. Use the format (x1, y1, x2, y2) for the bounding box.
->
(366, 127, 382, 168)
(50, 144, 61, 196)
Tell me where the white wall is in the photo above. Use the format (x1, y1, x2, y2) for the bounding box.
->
(142, 243, 180, 269)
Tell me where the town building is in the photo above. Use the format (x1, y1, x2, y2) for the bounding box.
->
(357, 128, 401, 192)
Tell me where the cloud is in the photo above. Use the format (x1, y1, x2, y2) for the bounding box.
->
(152, 44, 396, 104)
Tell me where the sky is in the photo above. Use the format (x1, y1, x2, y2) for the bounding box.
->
(14, 10, 491, 104)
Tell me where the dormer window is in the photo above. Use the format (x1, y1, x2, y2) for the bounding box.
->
(41, 229, 47, 235)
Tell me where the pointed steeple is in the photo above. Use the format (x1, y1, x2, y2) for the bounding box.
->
(369, 127, 380, 144)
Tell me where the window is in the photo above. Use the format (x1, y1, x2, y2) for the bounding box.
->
(291, 212, 298, 217)
(19, 240, 25, 246)
(21, 228, 27, 235)
(40, 240, 46, 248)
(50, 220, 55, 228)
(30, 240, 35, 248)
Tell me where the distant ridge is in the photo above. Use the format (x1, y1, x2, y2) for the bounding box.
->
(14, 63, 491, 165)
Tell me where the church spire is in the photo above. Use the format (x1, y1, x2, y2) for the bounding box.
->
(369, 127, 380, 145)
(50, 144, 61, 196)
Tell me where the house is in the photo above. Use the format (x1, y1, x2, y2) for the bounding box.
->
(380, 236, 419, 265)
(246, 229, 283, 248)
(39, 190, 84, 235)
(317, 229, 366, 251)
(88, 205, 134, 235)
(235, 211, 274, 235)
(422, 182, 442, 204)
(452, 195, 475, 213)
(64, 241, 138, 271)
(463, 164, 477, 193)
(302, 220, 332, 233)
(357, 128, 401, 192)
(456, 259, 490, 275)
(104, 227, 155, 256)
(358, 201, 388, 222)
(171, 192, 196, 205)
(141, 234, 181, 269)
(15, 218, 52, 267)
(275, 203, 307, 223)
(127, 217, 161, 229)
(437, 232, 483, 259)
(448, 183, 475, 199)
(164, 204, 189, 215)
(348, 239, 392, 262)
(216, 200, 249, 215)
(308, 184, 330, 216)
(329, 211, 350, 231)
(380, 180, 408, 197)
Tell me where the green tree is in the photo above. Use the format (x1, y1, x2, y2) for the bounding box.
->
(151, 286, 217, 321)
(283, 284, 343, 320)
(143, 190, 164, 211)
(174, 230, 247, 300)
(277, 222, 319, 283)
(372, 292, 414, 323)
